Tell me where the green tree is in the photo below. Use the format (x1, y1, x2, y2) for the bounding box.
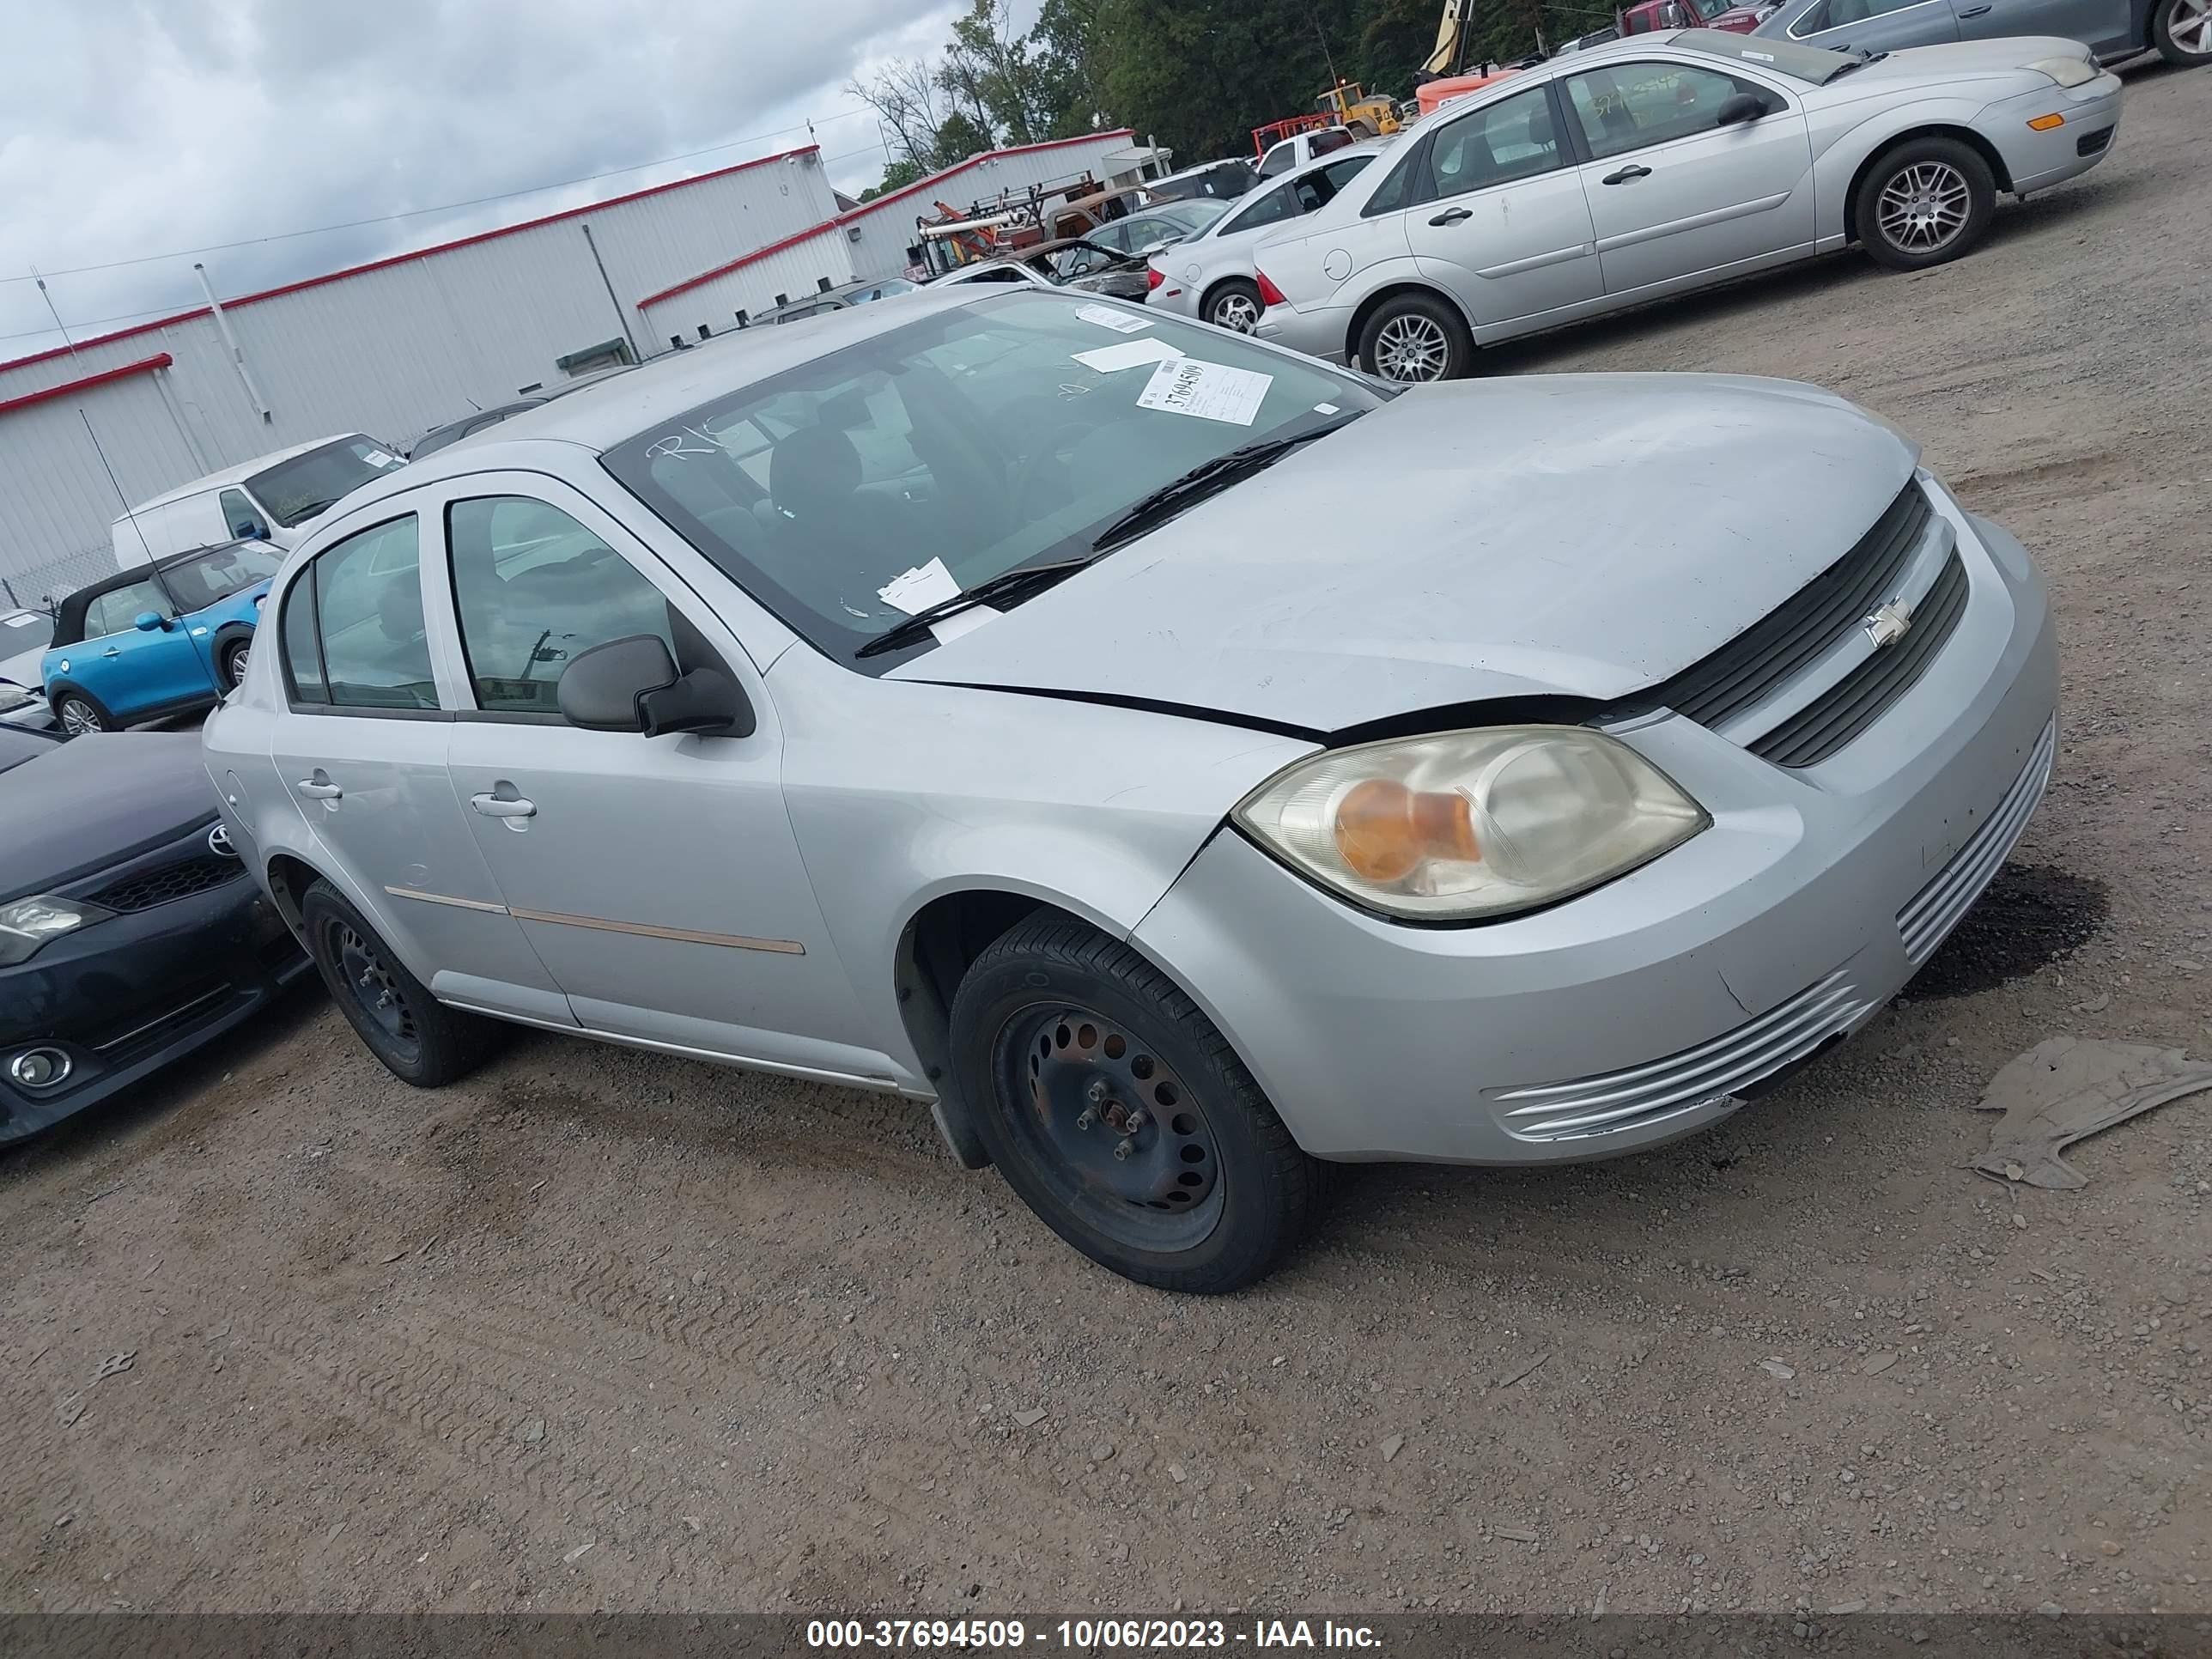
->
(1356, 0, 1444, 88)
(1093, 0, 1367, 164)
(931, 110, 994, 167)
(1030, 0, 1110, 137)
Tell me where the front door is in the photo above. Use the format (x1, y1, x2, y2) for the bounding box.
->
(428, 479, 877, 1079)
(270, 509, 574, 1025)
(66, 574, 211, 718)
(1401, 83, 1604, 327)
(1560, 59, 1815, 299)
(1950, 0, 2130, 52)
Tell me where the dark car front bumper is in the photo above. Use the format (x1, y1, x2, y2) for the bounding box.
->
(0, 848, 310, 1145)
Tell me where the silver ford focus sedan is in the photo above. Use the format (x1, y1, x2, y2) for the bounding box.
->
(205, 287, 2057, 1293)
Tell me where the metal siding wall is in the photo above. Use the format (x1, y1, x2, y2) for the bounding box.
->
(638, 228, 861, 338)
(0, 374, 200, 593)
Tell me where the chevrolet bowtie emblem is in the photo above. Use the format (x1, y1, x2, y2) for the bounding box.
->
(1863, 599, 1915, 649)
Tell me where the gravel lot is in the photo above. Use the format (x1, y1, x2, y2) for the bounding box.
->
(4, 62, 2208, 1620)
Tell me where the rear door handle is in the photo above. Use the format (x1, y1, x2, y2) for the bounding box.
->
(1957, 5, 1992, 14)
(296, 776, 343, 800)
(1428, 207, 1474, 226)
(1602, 164, 1653, 185)
(470, 793, 537, 820)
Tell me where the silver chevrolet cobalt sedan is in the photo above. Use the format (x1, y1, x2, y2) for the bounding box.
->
(207, 287, 2056, 1292)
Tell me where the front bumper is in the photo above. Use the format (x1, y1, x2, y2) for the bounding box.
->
(1983, 73, 2123, 194)
(1132, 487, 2058, 1164)
(0, 856, 310, 1145)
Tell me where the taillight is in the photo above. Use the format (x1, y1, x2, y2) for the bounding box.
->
(1146, 265, 1165, 290)
(1255, 270, 1288, 307)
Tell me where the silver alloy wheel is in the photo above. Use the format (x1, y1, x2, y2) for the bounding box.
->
(1211, 291, 1261, 332)
(1876, 161, 1971, 254)
(58, 697, 100, 737)
(226, 643, 251, 686)
(1372, 312, 1451, 381)
(2167, 0, 2212, 52)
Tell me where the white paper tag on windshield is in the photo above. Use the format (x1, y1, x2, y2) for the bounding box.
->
(1137, 357, 1272, 427)
(878, 557, 962, 616)
(363, 448, 401, 468)
(1073, 337, 1184, 374)
(1075, 303, 1151, 333)
(928, 605, 1000, 646)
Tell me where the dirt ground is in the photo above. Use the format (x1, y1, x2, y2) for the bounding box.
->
(5, 63, 2209, 1621)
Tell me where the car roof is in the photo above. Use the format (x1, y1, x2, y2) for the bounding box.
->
(125, 433, 368, 513)
(344, 286, 1015, 479)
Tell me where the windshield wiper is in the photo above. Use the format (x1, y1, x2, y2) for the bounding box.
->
(853, 556, 1100, 659)
(288, 498, 342, 522)
(1828, 48, 1887, 77)
(1089, 417, 1356, 556)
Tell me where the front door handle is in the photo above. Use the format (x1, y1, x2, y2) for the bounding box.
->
(1957, 4, 1992, 14)
(101, 647, 122, 659)
(1428, 206, 1474, 226)
(470, 793, 537, 820)
(1602, 164, 1653, 185)
(296, 774, 343, 800)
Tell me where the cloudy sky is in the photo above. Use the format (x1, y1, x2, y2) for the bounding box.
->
(0, 0, 998, 364)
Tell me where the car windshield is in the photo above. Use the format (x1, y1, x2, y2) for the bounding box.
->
(161, 541, 283, 611)
(1674, 27, 1863, 80)
(602, 289, 1382, 671)
(247, 436, 405, 526)
(1, 611, 53, 653)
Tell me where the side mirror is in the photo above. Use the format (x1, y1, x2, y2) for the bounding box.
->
(133, 611, 167, 632)
(1717, 92, 1771, 126)
(556, 635, 754, 739)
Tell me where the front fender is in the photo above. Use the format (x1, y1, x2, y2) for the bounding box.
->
(1813, 97, 2016, 238)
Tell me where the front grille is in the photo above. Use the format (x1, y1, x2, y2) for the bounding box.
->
(1628, 483, 1932, 732)
(88, 854, 245, 914)
(2076, 127, 2113, 157)
(1897, 720, 2057, 964)
(1485, 969, 1879, 1143)
(1749, 549, 1969, 769)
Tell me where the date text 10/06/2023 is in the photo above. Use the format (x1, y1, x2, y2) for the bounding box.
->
(805, 1619, 1383, 1650)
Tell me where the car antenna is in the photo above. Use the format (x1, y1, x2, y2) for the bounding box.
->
(33, 266, 156, 564)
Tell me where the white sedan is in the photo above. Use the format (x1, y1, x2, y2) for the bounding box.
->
(1146, 146, 1382, 332)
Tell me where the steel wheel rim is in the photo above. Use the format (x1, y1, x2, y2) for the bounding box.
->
(1374, 313, 1450, 381)
(999, 1006, 1226, 1252)
(1876, 161, 1971, 253)
(59, 698, 100, 737)
(332, 919, 419, 1054)
(226, 645, 251, 687)
(1212, 292, 1261, 332)
(2170, 0, 2212, 52)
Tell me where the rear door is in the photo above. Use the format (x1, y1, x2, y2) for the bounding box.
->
(1786, 0, 1960, 53)
(1560, 58, 1814, 297)
(1949, 0, 2128, 50)
(270, 507, 573, 1024)
(1401, 82, 1605, 326)
(428, 476, 872, 1073)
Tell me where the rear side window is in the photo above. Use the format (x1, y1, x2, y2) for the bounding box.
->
(1223, 180, 1300, 234)
(1363, 149, 1421, 217)
(280, 574, 328, 703)
(301, 517, 437, 710)
(446, 497, 676, 716)
(1258, 144, 1297, 179)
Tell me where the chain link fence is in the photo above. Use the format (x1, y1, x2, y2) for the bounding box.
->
(1, 543, 115, 614)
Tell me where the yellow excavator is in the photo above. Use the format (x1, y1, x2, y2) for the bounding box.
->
(1424, 0, 1478, 76)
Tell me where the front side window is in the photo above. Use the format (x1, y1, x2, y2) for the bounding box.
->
(86, 580, 168, 638)
(447, 498, 676, 715)
(160, 542, 282, 612)
(247, 437, 405, 528)
(1425, 87, 1564, 199)
(602, 290, 1381, 672)
(308, 517, 436, 709)
(1565, 62, 1759, 159)
(220, 488, 270, 541)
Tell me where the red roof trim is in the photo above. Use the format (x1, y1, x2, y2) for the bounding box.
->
(0, 352, 173, 416)
(0, 147, 820, 375)
(639, 129, 1138, 310)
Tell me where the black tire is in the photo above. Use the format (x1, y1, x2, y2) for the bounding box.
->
(948, 914, 1324, 1294)
(217, 635, 252, 690)
(1855, 136, 1996, 272)
(300, 878, 501, 1087)
(1204, 277, 1264, 333)
(2151, 0, 2212, 64)
(1348, 118, 1380, 139)
(52, 689, 112, 738)
(1357, 291, 1474, 383)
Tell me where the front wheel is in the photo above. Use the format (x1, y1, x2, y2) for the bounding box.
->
(1357, 293, 1474, 383)
(948, 915, 1325, 1293)
(219, 637, 252, 690)
(1856, 137, 1995, 271)
(2153, 0, 2212, 64)
(1205, 278, 1263, 333)
(53, 691, 112, 738)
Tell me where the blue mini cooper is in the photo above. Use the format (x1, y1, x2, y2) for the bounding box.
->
(43, 540, 282, 736)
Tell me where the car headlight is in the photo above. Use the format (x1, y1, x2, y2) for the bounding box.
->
(1232, 726, 1709, 921)
(0, 894, 114, 967)
(0, 683, 29, 711)
(2029, 53, 2099, 87)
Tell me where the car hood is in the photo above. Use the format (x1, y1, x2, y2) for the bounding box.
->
(1807, 37, 2080, 88)
(0, 732, 221, 903)
(890, 374, 1919, 734)
(0, 643, 43, 690)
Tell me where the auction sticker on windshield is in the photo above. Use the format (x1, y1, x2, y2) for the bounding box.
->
(1072, 337, 1183, 373)
(1137, 357, 1271, 426)
(1075, 303, 1151, 333)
